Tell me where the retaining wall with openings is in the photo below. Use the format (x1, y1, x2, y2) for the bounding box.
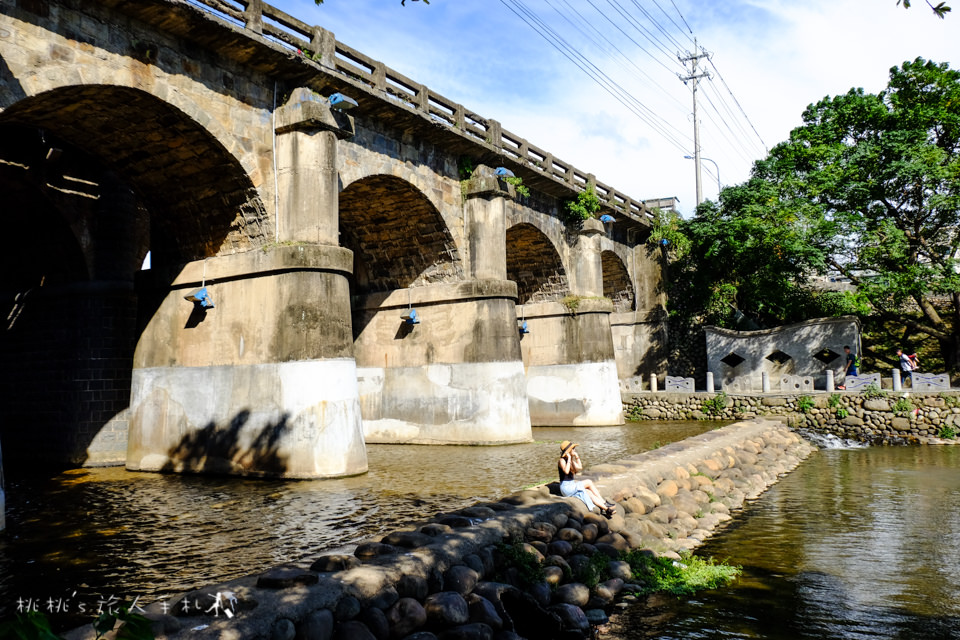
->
(65, 420, 814, 640)
(624, 391, 960, 444)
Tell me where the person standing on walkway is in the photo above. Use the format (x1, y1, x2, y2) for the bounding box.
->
(844, 345, 859, 377)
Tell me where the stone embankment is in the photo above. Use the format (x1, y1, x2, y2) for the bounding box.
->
(67, 421, 813, 640)
(625, 392, 960, 444)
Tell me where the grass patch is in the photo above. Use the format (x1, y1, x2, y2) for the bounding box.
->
(519, 479, 553, 490)
(701, 392, 729, 417)
(891, 397, 914, 415)
(495, 542, 544, 588)
(939, 424, 958, 439)
(797, 395, 814, 414)
(860, 383, 886, 398)
(574, 551, 612, 589)
(622, 550, 741, 596)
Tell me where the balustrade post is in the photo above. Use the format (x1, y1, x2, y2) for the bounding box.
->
(310, 26, 336, 70)
(487, 119, 502, 149)
(244, 0, 263, 34)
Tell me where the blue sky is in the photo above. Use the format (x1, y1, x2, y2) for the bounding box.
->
(269, 0, 957, 216)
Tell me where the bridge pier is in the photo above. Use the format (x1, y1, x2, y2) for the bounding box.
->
(355, 169, 532, 444)
(126, 90, 367, 478)
(520, 220, 624, 426)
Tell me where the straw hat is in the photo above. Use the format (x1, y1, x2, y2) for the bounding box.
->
(560, 440, 579, 456)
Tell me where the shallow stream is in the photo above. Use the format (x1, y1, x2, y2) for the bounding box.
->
(0, 421, 712, 627)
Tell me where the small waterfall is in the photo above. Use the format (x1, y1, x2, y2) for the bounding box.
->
(797, 429, 869, 450)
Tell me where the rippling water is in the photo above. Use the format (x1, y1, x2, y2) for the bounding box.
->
(0, 422, 714, 627)
(601, 445, 960, 640)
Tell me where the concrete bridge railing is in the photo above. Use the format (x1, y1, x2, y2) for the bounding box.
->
(187, 0, 654, 226)
(0, 0, 665, 479)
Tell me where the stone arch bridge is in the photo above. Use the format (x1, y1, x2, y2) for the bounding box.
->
(0, 0, 665, 478)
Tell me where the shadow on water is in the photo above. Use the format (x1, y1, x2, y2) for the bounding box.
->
(0, 421, 716, 628)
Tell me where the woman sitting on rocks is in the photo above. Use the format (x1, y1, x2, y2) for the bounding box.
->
(558, 441, 616, 517)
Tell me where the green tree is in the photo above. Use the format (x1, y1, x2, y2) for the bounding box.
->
(689, 58, 960, 367)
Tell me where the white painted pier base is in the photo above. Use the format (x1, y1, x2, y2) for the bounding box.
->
(358, 362, 532, 445)
(127, 359, 368, 478)
(526, 361, 624, 426)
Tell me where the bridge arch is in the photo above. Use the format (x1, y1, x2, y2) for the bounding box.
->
(338, 154, 463, 258)
(601, 249, 636, 312)
(0, 84, 268, 264)
(506, 223, 569, 305)
(0, 84, 269, 470)
(339, 174, 463, 296)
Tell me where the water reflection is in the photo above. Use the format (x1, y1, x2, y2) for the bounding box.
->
(602, 446, 960, 640)
(0, 422, 713, 625)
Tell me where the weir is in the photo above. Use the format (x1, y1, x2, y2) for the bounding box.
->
(63, 420, 814, 640)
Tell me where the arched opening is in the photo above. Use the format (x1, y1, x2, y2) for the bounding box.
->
(0, 86, 267, 472)
(339, 175, 461, 296)
(506, 223, 568, 305)
(339, 175, 462, 342)
(601, 250, 635, 312)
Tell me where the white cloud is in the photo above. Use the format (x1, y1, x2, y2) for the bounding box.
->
(273, 0, 958, 216)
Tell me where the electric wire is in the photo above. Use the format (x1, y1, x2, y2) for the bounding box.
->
(517, 0, 690, 146)
(607, 0, 680, 58)
(500, 0, 692, 152)
(649, 0, 693, 45)
(700, 80, 766, 158)
(499, 0, 767, 189)
(669, 0, 694, 37)
(551, 0, 689, 113)
(707, 57, 769, 152)
(626, 0, 686, 52)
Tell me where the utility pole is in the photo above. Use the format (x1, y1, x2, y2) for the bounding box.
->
(678, 39, 711, 207)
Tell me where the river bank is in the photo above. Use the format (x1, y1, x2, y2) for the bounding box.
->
(624, 391, 960, 443)
(599, 444, 960, 639)
(64, 419, 814, 640)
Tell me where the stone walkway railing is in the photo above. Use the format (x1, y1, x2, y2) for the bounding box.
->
(65, 420, 813, 640)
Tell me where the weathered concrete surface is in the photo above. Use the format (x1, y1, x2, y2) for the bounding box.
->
(520, 301, 623, 425)
(354, 281, 532, 444)
(127, 246, 368, 478)
(0, 0, 659, 474)
(66, 420, 811, 640)
(706, 316, 861, 391)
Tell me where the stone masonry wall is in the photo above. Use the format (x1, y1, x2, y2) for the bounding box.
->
(624, 392, 960, 444)
(66, 421, 813, 640)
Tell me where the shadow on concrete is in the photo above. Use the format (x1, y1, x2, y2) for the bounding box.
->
(160, 410, 292, 476)
(0, 52, 26, 105)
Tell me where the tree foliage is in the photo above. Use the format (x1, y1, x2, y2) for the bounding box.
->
(897, 0, 951, 19)
(678, 58, 960, 367)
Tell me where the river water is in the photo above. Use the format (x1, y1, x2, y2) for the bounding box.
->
(601, 443, 960, 640)
(4, 425, 959, 640)
(0, 421, 713, 628)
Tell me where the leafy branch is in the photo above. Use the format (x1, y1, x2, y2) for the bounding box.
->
(898, 0, 951, 18)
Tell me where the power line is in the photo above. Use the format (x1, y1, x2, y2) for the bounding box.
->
(551, 0, 689, 113)
(500, 0, 692, 152)
(707, 57, 768, 152)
